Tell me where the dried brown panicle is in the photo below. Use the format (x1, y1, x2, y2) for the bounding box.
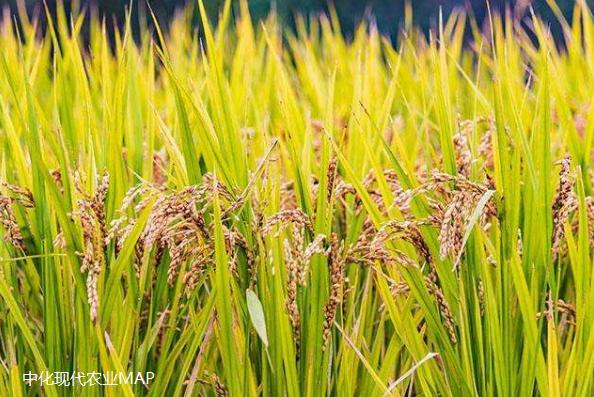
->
(152, 148, 168, 187)
(284, 236, 301, 356)
(537, 296, 576, 328)
(429, 171, 496, 271)
(92, 170, 110, 244)
(372, 220, 432, 265)
(183, 248, 213, 294)
(50, 169, 64, 194)
(379, 279, 410, 312)
(2, 182, 34, 208)
(229, 226, 257, 284)
(391, 280, 411, 296)
(334, 179, 356, 201)
(586, 197, 594, 236)
(478, 118, 495, 169)
(141, 186, 205, 276)
(556, 299, 576, 319)
(166, 217, 207, 284)
(205, 372, 228, 397)
(300, 234, 326, 286)
(201, 173, 235, 204)
(322, 233, 343, 349)
(361, 169, 414, 217)
(0, 194, 25, 250)
(438, 192, 466, 265)
(71, 170, 111, 323)
(106, 186, 157, 268)
(326, 156, 338, 202)
(222, 225, 249, 278)
(105, 216, 129, 250)
(125, 175, 249, 291)
(281, 226, 326, 355)
(344, 220, 423, 268)
(53, 231, 66, 249)
(167, 235, 195, 285)
(261, 209, 312, 236)
(280, 180, 298, 211)
(453, 120, 473, 177)
(552, 157, 577, 260)
(425, 272, 457, 344)
(345, 224, 390, 266)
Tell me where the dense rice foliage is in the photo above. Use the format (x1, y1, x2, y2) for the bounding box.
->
(2, 1, 594, 396)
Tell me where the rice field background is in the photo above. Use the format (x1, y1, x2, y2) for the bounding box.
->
(1, 0, 594, 396)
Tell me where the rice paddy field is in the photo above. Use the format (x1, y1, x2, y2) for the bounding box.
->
(2, 0, 594, 395)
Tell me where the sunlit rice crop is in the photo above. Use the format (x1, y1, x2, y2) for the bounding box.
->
(1, 1, 594, 396)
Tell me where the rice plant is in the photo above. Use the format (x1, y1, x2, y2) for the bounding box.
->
(1, 0, 594, 395)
